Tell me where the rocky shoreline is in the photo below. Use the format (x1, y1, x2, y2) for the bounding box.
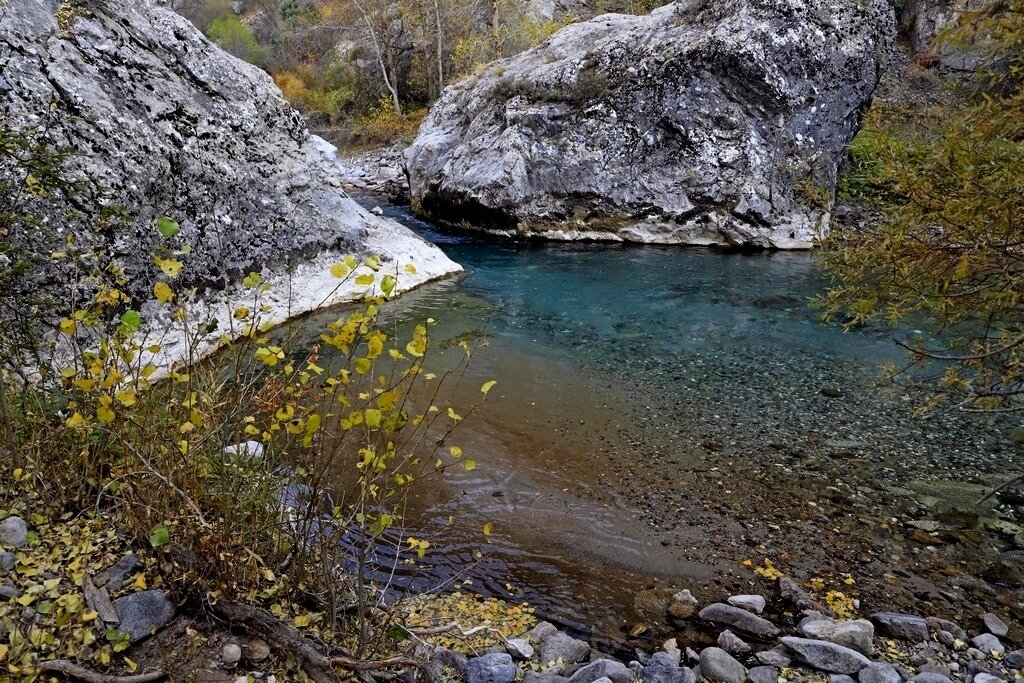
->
(443, 582, 1022, 683)
(4, 504, 1021, 683)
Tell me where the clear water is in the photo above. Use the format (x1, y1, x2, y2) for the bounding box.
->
(293, 204, 1013, 648)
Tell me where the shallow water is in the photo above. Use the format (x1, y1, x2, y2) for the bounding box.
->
(291, 204, 1018, 648)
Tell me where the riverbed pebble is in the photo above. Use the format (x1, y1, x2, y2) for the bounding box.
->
(970, 634, 1005, 656)
(726, 594, 766, 614)
(859, 662, 903, 683)
(871, 612, 930, 643)
(539, 632, 591, 667)
(468, 652, 517, 683)
(698, 603, 780, 640)
(566, 659, 632, 683)
(798, 617, 874, 656)
(980, 613, 1009, 637)
(782, 637, 871, 674)
(717, 630, 751, 656)
(698, 647, 746, 683)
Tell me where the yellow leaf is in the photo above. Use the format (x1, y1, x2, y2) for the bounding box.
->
(330, 262, 350, 279)
(355, 273, 375, 286)
(96, 405, 115, 424)
(481, 380, 497, 394)
(483, 522, 493, 535)
(115, 389, 137, 407)
(156, 257, 183, 277)
(132, 574, 147, 590)
(293, 613, 311, 628)
(405, 263, 417, 274)
(59, 318, 77, 335)
(153, 281, 174, 303)
(66, 412, 86, 428)
(450, 446, 462, 457)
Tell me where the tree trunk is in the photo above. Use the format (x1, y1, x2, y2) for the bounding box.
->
(353, 0, 402, 113)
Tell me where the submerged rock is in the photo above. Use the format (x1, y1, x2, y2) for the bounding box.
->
(407, 0, 895, 248)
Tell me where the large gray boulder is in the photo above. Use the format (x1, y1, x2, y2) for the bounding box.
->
(407, 0, 895, 249)
(1, 0, 459, 365)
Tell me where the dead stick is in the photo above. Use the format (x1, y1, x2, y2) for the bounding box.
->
(38, 660, 165, 683)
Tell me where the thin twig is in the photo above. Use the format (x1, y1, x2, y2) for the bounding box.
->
(38, 660, 165, 683)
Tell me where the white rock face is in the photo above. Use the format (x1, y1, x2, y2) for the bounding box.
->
(407, 0, 895, 249)
(0, 0, 460, 369)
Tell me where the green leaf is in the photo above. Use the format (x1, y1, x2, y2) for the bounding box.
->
(242, 271, 262, 289)
(120, 310, 142, 333)
(149, 524, 169, 548)
(387, 625, 411, 642)
(381, 274, 397, 297)
(105, 629, 131, 643)
(156, 217, 180, 238)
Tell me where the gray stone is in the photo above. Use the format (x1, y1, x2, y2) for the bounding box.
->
(0, 0, 460, 366)
(755, 647, 790, 667)
(662, 639, 681, 666)
(111, 590, 176, 642)
(0, 551, 14, 572)
(468, 653, 517, 683)
(221, 643, 242, 667)
(507, 638, 535, 660)
(900, 0, 989, 69)
(0, 516, 27, 548)
(96, 553, 144, 590)
(925, 617, 967, 640)
(871, 613, 930, 643)
(699, 603, 781, 640)
(781, 637, 871, 674)
(799, 618, 875, 656)
(980, 613, 1008, 637)
(406, 0, 896, 249)
(970, 634, 1004, 656)
(528, 621, 560, 643)
(640, 652, 694, 683)
(748, 666, 778, 683)
(0, 585, 19, 599)
(567, 660, 632, 683)
(717, 630, 751, 656)
(831, 676, 857, 683)
(917, 662, 949, 677)
(539, 632, 591, 666)
(727, 595, 767, 614)
(524, 674, 568, 683)
(972, 674, 1004, 683)
(1003, 649, 1024, 668)
(698, 647, 747, 683)
(909, 675, 951, 683)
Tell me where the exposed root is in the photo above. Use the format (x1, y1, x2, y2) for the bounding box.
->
(38, 660, 166, 683)
(212, 600, 423, 683)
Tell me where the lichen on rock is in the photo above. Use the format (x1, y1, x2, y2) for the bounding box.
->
(406, 0, 896, 249)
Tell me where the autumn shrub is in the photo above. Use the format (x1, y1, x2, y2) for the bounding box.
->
(206, 15, 266, 67)
(820, 0, 1024, 413)
(343, 98, 428, 148)
(0, 122, 494, 663)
